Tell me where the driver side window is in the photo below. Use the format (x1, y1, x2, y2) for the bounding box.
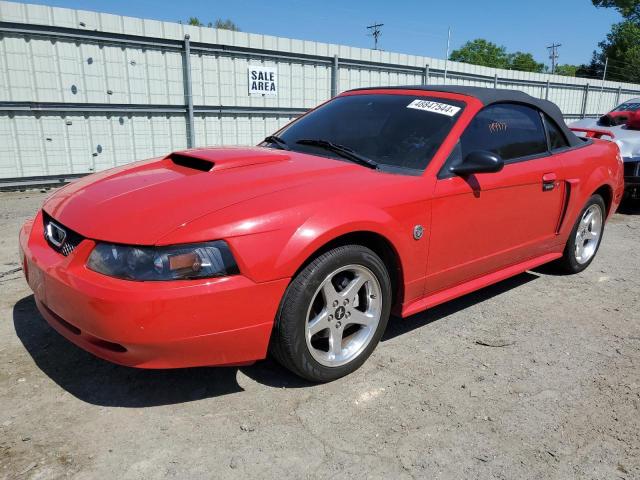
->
(460, 103, 548, 162)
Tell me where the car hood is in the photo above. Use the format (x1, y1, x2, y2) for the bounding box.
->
(43, 147, 363, 245)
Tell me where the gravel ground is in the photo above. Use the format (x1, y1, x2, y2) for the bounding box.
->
(0, 190, 639, 480)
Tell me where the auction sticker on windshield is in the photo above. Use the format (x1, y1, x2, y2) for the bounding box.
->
(407, 99, 461, 117)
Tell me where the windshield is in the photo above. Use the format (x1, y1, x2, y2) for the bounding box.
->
(612, 102, 640, 112)
(264, 94, 465, 173)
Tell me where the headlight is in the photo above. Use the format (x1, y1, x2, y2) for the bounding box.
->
(87, 241, 239, 281)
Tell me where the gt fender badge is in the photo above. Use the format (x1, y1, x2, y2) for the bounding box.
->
(413, 225, 424, 240)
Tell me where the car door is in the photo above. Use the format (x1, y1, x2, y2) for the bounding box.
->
(424, 103, 566, 296)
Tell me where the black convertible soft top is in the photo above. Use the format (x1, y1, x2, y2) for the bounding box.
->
(348, 85, 583, 147)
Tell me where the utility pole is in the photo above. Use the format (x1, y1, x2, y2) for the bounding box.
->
(443, 26, 451, 84)
(597, 56, 609, 114)
(547, 43, 561, 74)
(366, 22, 384, 50)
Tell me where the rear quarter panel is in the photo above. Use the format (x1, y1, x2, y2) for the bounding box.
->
(557, 139, 623, 241)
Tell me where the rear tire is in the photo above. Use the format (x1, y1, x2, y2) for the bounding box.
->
(270, 245, 391, 382)
(557, 194, 606, 274)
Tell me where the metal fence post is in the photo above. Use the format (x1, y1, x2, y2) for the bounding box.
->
(545, 79, 550, 100)
(7, 19, 640, 187)
(183, 34, 195, 148)
(331, 55, 339, 97)
(580, 83, 590, 119)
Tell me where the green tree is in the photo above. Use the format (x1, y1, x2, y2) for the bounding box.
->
(214, 19, 240, 31)
(592, 0, 640, 21)
(185, 17, 241, 31)
(575, 52, 605, 78)
(597, 20, 640, 82)
(554, 64, 579, 76)
(585, 1, 640, 82)
(507, 52, 545, 73)
(450, 39, 545, 72)
(449, 39, 510, 69)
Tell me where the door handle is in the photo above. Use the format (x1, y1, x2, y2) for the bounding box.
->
(542, 173, 557, 191)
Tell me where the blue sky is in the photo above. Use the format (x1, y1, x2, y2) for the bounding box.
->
(14, 0, 622, 66)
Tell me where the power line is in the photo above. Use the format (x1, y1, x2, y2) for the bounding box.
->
(547, 43, 561, 74)
(366, 22, 384, 50)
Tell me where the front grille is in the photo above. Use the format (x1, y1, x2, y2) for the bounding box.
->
(624, 160, 640, 178)
(42, 211, 85, 256)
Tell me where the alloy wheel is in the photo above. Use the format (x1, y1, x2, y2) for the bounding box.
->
(305, 264, 382, 367)
(574, 204, 603, 264)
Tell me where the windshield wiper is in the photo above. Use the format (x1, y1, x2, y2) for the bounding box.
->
(263, 135, 290, 150)
(295, 139, 379, 170)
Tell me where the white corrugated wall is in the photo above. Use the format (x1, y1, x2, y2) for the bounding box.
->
(1, 0, 639, 180)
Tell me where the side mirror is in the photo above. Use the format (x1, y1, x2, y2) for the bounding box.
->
(450, 150, 504, 176)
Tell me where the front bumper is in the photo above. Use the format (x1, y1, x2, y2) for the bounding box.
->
(623, 158, 640, 198)
(19, 211, 289, 368)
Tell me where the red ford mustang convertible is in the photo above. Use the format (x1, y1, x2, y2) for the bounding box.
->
(19, 86, 624, 382)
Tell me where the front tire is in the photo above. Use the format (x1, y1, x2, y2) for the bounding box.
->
(557, 194, 606, 274)
(270, 245, 392, 382)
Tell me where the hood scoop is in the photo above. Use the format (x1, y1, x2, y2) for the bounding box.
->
(169, 153, 214, 171)
(166, 147, 290, 173)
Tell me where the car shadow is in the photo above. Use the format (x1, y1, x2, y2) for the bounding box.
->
(14, 272, 538, 407)
(12, 295, 312, 408)
(382, 271, 539, 341)
(617, 198, 640, 215)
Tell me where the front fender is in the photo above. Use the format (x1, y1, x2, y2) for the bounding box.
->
(225, 200, 430, 302)
(274, 204, 406, 277)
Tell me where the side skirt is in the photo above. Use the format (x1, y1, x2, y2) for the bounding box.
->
(401, 252, 562, 318)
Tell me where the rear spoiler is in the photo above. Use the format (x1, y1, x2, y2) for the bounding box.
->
(569, 127, 615, 140)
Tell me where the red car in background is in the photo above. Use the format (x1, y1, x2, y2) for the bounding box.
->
(597, 98, 640, 127)
(571, 97, 640, 199)
(19, 86, 624, 382)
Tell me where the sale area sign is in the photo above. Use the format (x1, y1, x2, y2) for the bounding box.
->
(248, 66, 277, 96)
